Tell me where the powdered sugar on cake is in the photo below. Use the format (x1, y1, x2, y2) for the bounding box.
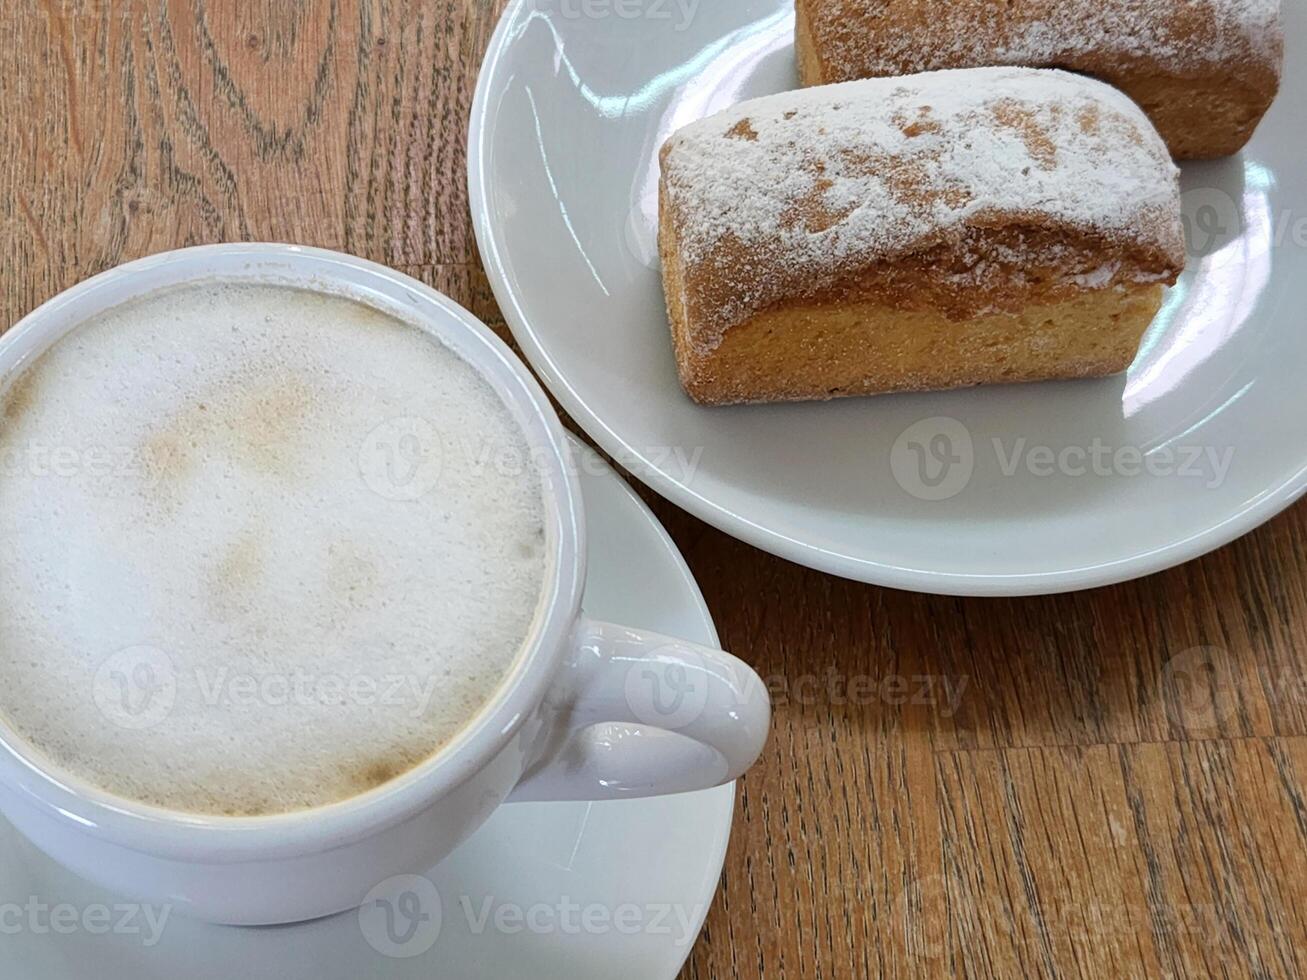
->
(813, 0, 1282, 78)
(660, 67, 1184, 350)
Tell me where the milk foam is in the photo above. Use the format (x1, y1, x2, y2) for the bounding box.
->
(0, 282, 548, 815)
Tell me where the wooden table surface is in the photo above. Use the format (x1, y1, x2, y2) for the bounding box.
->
(3, 3, 1305, 977)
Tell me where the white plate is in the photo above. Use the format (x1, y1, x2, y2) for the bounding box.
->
(0, 438, 732, 979)
(469, 0, 1307, 595)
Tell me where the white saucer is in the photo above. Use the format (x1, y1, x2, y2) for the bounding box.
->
(0, 438, 733, 979)
(469, 0, 1307, 595)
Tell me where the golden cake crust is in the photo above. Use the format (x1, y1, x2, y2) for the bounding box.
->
(795, 0, 1283, 159)
(657, 68, 1185, 405)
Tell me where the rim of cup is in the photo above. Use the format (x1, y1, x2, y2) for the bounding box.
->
(0, 243, 586, 862)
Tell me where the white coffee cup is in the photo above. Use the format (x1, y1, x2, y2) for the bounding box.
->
(0, 244, 770, 925)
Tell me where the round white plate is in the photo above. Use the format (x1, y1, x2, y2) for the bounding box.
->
(0, 438, 732, 979)
(469, 0, 1307, 595)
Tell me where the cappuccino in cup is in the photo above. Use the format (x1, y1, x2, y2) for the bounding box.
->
(0, 281, 547, 816)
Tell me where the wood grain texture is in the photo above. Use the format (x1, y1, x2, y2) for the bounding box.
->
(2, 2, 1305, 977)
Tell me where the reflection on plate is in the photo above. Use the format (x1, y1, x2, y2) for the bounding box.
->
(471, 0, 1307, 594)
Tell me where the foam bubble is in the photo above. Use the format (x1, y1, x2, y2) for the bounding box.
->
(0, 281, 548, 816)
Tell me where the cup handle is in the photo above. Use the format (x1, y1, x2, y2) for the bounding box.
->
(507, 618, 770, 802)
